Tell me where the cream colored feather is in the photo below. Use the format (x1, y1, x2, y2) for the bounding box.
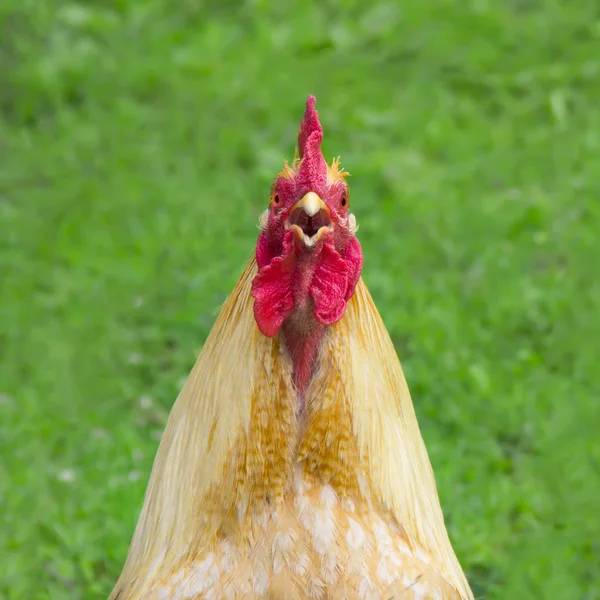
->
(110, 257, 473, 600)
(110, 258, 292, 599)
(325, 280, 474, 600)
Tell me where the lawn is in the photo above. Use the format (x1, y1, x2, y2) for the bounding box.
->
(1, 1, 599, 598)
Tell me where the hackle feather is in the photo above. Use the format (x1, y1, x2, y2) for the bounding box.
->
(325, 280, 473, 600)
(110, 259, 473, 600)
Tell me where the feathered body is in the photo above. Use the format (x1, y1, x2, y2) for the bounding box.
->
(110, 97, 473, 600)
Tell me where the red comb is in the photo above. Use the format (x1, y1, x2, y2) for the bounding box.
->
(296, 95, 328, 191)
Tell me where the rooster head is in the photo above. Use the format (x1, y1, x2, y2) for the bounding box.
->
(252, 95, 364, 338)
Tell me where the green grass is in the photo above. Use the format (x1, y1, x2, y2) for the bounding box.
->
(1, 0, 599, 598)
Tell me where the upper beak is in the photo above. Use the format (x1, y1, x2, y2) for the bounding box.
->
(292, 192, 329, 217)
(287, 192, 332, 248)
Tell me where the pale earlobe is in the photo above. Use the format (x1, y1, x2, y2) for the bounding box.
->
(259, 209, 269, 230)
(348, 213, 358, 235)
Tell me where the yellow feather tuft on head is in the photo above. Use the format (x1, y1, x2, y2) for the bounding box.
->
(275, 155, 349, 186)
(327, 156, 350, 184)
(276, 159, 296, 180)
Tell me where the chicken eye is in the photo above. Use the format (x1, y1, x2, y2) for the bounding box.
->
(273, 194, 280, 205)
(341, 196, 347, 207)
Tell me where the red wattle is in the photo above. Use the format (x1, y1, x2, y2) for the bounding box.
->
(309, 236, 363, 326)
(309, 241, 349, 326)
(251, 231, 296, 337)
(253, 230, 363, 336)
(342, 235, 364, 301)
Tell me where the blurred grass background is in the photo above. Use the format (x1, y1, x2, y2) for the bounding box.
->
(1, 0, 599, 598)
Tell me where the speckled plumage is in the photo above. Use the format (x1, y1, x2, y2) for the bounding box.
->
(148, 474, 459, 600)
(110, 97, 473, 600)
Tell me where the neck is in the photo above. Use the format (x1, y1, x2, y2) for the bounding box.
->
(281, 313, 325, 416)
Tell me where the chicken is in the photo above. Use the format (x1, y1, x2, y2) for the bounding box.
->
(110, 96, 474, 600)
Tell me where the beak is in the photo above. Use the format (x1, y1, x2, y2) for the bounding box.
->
(291, 192, 329, 217)
(287, 192, 332, 248)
